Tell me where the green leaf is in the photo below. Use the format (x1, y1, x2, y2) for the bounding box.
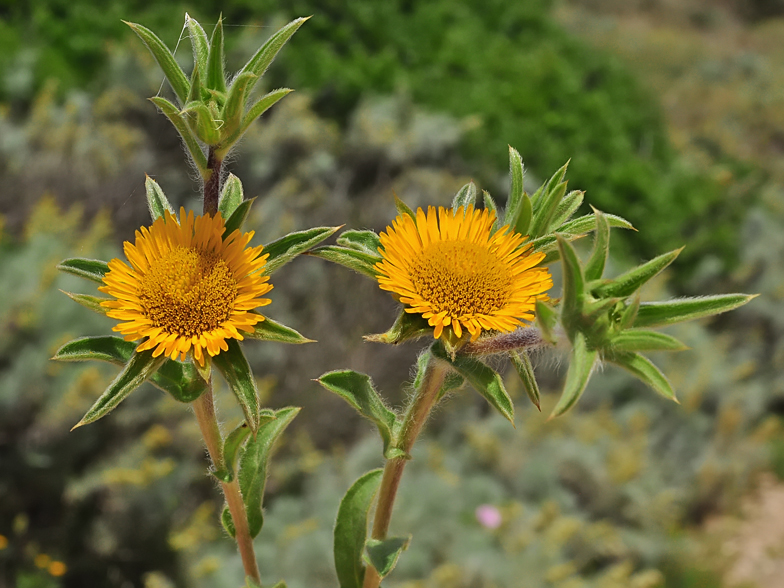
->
(206, 16, 227, 93)
(611, 330, 687, 352)
(317, 371, 396, 454)
(584, 208, 610, 281)
(557, 236, 586, 337)
(264, 226, 340, 274)
(236, 407, 300, 538)
(145, 175, 174, 221)
(535, 300, 558, 345)
(71, 349, 165, 429)
(510, 350, 540, 411)
(549, 190, 584, 231)
(558, 213, 634, 235)
(149, 97, 208, 173)
(364, 310, 431, 345)
(307, 246, 380, 279)
(240, 17, 309, 94)
(60, 291, 109, 315)
(482, 190, 498, 229)
(236, 88, 293, 140)
(218, 173, 244, 219)
(336, 230, 381, 256)
(432, 345, 514, 424)
(364, 537, 410, 580)
(592, 248, 683, 299)
(437, 371, 465, 401)
(529, 161, 569, 238)
(57, 258, 109, 284)
(245, 314, 314, 344)
(187, 62, 203, 104)
(52, 336, 208, 402)
(394, 194, 416, 220)
(609, 352, 677, 402)
(619, 293, 641, 330)
(223, 197, 254, 237)
(211, 339, 260, 433)
(515, 194, 533, 237)
(504, 145, 526, 229)
(549, 332, 597, 418)
(633, 294, 756, 328)
(182, 101, 221, 145)
(222, 71, 257, 139)
(215, 423, 252, 483)
(334, 469, 383, 588)
(452, 181, 477, 211)
(185, 14, 209, 74)
(125, 21, 190, 104)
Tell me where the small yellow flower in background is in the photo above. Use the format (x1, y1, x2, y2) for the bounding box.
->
(376, 205, 552, 342)
(34, 553, 51, 568)
(48, 561, 67, 577)
(0, 534, 7, 549)
(100, 208, 273, 366)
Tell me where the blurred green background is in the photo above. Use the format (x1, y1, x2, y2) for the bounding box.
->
(1, 0, 783, 587)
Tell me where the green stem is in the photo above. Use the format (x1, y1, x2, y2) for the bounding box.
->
(192, 384, 261, 584)
(363, 353, 448, 588)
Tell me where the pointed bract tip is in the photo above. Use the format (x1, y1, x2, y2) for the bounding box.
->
(70, 420, 86, 432)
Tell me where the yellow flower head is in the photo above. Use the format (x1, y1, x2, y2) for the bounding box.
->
(376, 205, 552, 342)
(100, 208, 272, 366)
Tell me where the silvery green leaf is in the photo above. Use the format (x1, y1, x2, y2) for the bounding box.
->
(71, 349, 165, 429)
(334, 469, 383, 588)
(57, 258, 109, 284)
(504, 145, 526, 230)
(557, 236, 586, 337)
(181, 102, 221, 145)
(185, 14, 209, 74)
(549, 190, 584, 231)
(592, 248, 683, 298)
(536, 300, 558, 345)
(558, 213, 634, 235)
(145, 175, 174, 221)
(452, 181, 477, 211)
(529, 161, 569, 238)
(317, 371, 397, 454)
(149, 97, 208, 173)
(206, 17, 227, 93)
(609, 352, 677, 401)
(222, 71, 257, 140)
(584, 207, 610, 281)
(61, 291, 109, 315)
(223, 197, 254, 236)
(240, 17, 310, 95)
(633, 294, 756, 328)
(211, 339, 260, 433)
(364, 310, 431, 345)
(125, 21, 190, 104)
(549, 332, 597, 418)
(510, 350, 540, 410)
(307, 246, 380, 279)
(364, 536, 410, 580)
(245, 315, 314, 344)
(218, 173, 244, 219)
(337, 230, 381, 256)
(433, 345, 514, 424)
(611, 330, 687, 352)
(394, 194, 416, 220)
(264, 226, 341, 274)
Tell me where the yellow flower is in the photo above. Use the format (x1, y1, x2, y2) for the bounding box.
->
(376, 205, 552, 342)
(100, 208, 272, 366)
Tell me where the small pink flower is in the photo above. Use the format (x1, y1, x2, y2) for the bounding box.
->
(475, 504, 502, 529)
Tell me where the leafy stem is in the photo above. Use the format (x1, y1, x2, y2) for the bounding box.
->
(192, 385, 261, 584)
(204, 147, 223, 216)
(362, 352, 448, 588)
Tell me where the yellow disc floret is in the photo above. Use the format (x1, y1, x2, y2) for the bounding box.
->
(100, 208, 272, 365)
(376, 205, 552, 341)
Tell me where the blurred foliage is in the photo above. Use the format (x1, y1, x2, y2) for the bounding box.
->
(0, 0, 761, 270)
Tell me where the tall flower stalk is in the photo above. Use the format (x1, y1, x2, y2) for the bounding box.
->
(315, 147, 755, 587)
(51, 15, 339, 588)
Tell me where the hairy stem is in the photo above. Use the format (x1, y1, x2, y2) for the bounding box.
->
(192, 385, 261, 584)
(203, 147, 223, 216)
(363, 353, 448, 588)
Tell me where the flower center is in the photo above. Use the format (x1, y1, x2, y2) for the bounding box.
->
(139, 246, 238, 337)
(408, 241, 513, 317)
